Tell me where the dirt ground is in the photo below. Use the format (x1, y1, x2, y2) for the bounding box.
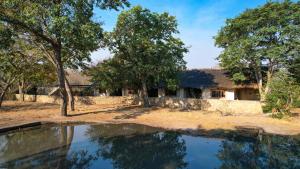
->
(1, 101, 300, 135)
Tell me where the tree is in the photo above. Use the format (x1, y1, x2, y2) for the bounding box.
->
(106, 6, 187, 107)
(0, 0, 129, 116)
(215, 0, 300, 101)
(0, 56, 20, 107)
(87, 58, 126, 94)
(263, 70, 300, 118)
(289, 56, 300, 83)
(87, 57, 141, 95)
(0, 40, 56, 107)
(0, 24, 16, 107)
(0, 23, 56, 107)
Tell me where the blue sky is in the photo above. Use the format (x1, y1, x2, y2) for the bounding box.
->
(91, 0, 270, 68)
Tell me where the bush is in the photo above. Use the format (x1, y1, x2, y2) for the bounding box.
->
(292, 99, 300, 108)
(263, 70, 300, 118)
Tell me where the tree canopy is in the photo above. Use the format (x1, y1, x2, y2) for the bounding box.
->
(215, 0, 300, 100)
(0, 0, 129, 115)
(87, 57, 131, 94)
(289, 55, 300, 83)
(102, 6, 187, 106)
(0, 23, 56, 107)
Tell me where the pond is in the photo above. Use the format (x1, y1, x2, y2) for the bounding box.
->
(0, 123, 299, 169)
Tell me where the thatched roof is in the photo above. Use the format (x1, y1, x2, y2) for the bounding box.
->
(179, 69, 257, 89)
(65, 69, 92, 86)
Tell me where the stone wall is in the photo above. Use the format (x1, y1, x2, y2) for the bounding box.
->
(16, 94, 262, 115)
(142, 97, 263, 115)
(15, 94, 132, 105)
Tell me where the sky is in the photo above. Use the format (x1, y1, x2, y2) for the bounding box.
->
(91, 0, 270, 68)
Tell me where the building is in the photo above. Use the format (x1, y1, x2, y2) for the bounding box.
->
(37, 69, 259, 100)
(37, 69, 95, 96)
(158, 69, 259, 100)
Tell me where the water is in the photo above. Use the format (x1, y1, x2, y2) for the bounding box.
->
(0, 123, 299, 169)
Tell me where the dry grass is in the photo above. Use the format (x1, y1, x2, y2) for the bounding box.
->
(1, 101, 300, 135)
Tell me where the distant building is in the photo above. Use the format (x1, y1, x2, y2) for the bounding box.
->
(147, 69, 259, 100)
(37, 69, 259, 100)
(37, 69, 95, 96)
(173, 69, 259, 100)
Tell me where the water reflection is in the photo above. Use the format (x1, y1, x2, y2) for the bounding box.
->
(0, 123, 299, 169)
(218, 135, 300, 169)
(0, 125, 95, 169)
(2, 126, 73, 168)
(87, 125, 187, 169)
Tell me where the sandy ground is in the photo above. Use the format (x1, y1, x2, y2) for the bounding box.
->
(1, 101, 300, 135)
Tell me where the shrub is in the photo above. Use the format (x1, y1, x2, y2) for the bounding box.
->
(263, 70, 300, 118)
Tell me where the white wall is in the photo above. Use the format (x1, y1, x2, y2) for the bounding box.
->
(225, 90, 235, 100)
(202, 89, 211, 99)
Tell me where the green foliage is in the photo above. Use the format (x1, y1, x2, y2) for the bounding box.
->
(1, 0, 102, 69)
(263, 70, 300, 118)
(215, 0, 300, 99)
(105, 6, 187, 92)
(0, 24, 56, 96)
(0, 0, 129, 113)
(289, 55, 300, 83)
(87, 58, 128, 92)
(0, 0, 130, 69)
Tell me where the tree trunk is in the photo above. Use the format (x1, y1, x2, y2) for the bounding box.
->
(254, 65, 265, 101)
(65, 77, 75, 111)
(0, 91, 5, 108)
(142, 81, 150, 107)
(54, 48, 68, 116)
(257, 74, 265, 101)
(0, 85, 9, 108)
(18, 78, 25, 102)
(264, 69, 273, 97)
(56, 126, 74, 168)
(66, 126, 74, 146)
(57, 126, 68, 168)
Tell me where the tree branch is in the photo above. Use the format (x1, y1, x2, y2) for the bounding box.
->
(0, 14, 57, 47)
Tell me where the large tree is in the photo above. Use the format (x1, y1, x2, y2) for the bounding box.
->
(106, 6, 187, 106)
(215, 0, 300, 101)
(0, 24, 56, 107)
(0, 0, 129, 116)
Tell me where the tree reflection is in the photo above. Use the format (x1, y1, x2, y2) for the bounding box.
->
(0, 124, 189, 169)
(217, 135, 300, 169)
(0, 125, 95, 169)
(3, 123, 300, 169)
(87, 125, 188, 169)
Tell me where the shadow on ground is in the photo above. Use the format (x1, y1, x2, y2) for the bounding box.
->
(69, 105, 159, 120)
(0, 102, 58, 113)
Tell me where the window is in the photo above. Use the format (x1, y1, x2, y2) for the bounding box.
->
(186, 88, 202, 99)
(211, 90, 225, 98)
